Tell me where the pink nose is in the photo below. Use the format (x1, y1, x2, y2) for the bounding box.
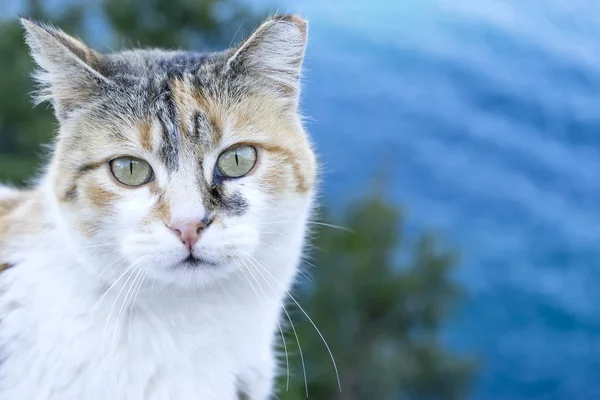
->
(168, 218, 212, 250)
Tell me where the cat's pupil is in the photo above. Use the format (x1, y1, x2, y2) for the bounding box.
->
(235, 151, 239, 166)
(129, 160, 133, 175)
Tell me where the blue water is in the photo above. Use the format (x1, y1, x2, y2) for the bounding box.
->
(263, 1, 600, 398)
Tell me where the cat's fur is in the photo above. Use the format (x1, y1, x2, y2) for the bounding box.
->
(0, 14, 316, 400)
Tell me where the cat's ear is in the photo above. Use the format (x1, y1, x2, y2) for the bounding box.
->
(20, 17, 110, 118)
(226, 14, 308, 99)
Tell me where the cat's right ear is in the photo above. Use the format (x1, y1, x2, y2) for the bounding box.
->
(20, 17, 110, 119)
(225, 15, 308, 102)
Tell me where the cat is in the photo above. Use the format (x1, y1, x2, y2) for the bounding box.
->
(0, 14, 316, 400)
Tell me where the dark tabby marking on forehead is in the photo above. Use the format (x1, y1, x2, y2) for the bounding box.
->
(156, 83, 181, 172)
(139, 52, 217, 172)
(194, 112, 212, 146)
(191, 90, 224, 143)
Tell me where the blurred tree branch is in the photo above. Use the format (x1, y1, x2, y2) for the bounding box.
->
(279, 196, 478, 399)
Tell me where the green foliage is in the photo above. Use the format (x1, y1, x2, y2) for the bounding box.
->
(104, 0, 258, 50)
(279, 197, 477, 399)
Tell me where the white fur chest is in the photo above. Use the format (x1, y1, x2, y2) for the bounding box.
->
(0, 246, 291, 400)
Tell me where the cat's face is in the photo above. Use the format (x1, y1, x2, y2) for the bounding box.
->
(23, 16, 316, 287)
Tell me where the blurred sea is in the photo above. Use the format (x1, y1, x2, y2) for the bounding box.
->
(264, 1, 600, 399)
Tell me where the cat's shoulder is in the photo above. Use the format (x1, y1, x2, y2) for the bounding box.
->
(0, 186, 25, 218)
(0, 186, 41, 271)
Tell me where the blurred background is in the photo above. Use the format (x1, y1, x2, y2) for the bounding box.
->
(1, 0, 599, 399)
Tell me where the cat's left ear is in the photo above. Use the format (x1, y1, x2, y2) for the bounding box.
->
(226, 14, 308, 100)
(20, 17, 110, 119)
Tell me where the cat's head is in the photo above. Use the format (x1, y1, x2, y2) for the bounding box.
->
(22, 15, 316, 288)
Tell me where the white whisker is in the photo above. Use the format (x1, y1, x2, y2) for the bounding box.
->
(235, 258, 292, 388)
(300, 258, 317, 269)
(256, 220, 354, 234)
(306, 221, 354, 233)
(112, 267, 144, 353)
(245, 256, 306, 396)
(128, 268, 148, 335)
(296, 269, 312, 282)
(241, 259, 291, 392)
(87, 260, 130, 320)
(246, 253, 342, 393)
(235, 259, 260, 305)
(101, 266, 137, 364)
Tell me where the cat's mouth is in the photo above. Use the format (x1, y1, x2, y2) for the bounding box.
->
(179, 254, 220, 268)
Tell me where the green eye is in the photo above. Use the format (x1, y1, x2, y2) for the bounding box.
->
(109, 157, 154, 187)
(216, 145, 257, 179)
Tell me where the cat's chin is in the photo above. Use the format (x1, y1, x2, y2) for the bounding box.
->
(138, 257, 240, 289)
(176, 254, 221, 269)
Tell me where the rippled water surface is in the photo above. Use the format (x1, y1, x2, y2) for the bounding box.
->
(273, 1, 600, 398)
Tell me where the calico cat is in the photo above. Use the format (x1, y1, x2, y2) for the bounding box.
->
(0, 14, 316, 400)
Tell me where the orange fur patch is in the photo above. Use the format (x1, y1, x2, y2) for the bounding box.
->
(138, 119, 154, 152)
(85, 183, 118, 211)
(229, 95, 316, 194)
(190, 88, 224, 142)
(173, 78, 225, 149)
(171, 79, 197, 137)
(173, 81, 316, 195)
(260, 143, 313, 194)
